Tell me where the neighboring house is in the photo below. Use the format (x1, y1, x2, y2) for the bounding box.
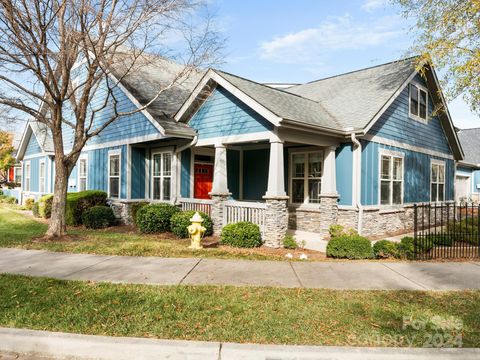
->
(15, 55, 464, 246)
(455, 128, 480, 203)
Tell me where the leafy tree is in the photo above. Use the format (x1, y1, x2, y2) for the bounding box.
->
(0, 0, 222, 238)
(395, 0, 480, 112)
(0, 130, 14, 182)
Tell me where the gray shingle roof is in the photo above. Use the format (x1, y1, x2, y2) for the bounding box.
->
(214, 70, 342, 131)
(286, 57, 418, 130)
(110, 53, 204, 137)
(457, 128, 480, 165)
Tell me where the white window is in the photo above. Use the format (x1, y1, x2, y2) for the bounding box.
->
(380, 152, 404, 205)
(431, 161, 445, 202)
(152, 152, 172, 201)
(39, 160, 46, 193)
(24, 162, 31, 192)
(290, 151, 323, 204)
(108, 153, 120, 199)
(14, 166, 22, 184)
(79, 157, 88, 192)
(409, 83, 428, 121)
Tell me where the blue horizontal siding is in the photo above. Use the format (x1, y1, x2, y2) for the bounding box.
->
(189, 86, 274, 139)
(336, 143, 353, 205)
(361, 140, 454, 205)
(62, 73, 160, 151)
(368, 74, 452, 155)
(24, 133, 42, 156)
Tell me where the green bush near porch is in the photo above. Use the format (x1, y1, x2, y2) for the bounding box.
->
(65, 190, 108, 226)
(170, 210, 213, 238)
(38, 194, 53, 218)
(327, 234, 373, 259)
(373, 240, 399, 259)
(136, 203, 179, 233)
(221, 222, 262, 248)
(82, 206, 116, 229)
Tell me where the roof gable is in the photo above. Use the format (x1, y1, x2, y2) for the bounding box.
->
(16, 121, 54, 160)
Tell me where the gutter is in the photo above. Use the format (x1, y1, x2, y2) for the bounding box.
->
(351, 133, 363, 235)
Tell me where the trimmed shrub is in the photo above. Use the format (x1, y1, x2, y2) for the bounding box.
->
(136, 203, 180, 233)
(328, 224, 358, 239)
(0, 189, 3, 196)
(397, 237, 415, 259)
(38, 194, 53, 218)
(282, 234, 298, 249)
(82, 206, 115, 229)
(130, 202, 149, 226)
(32, 202, 40, 217)
(4, 196, 16, 204)
(170, 210, 213, 238)
(65, 190, 108, 226)
(24, 198, 34, 210)
(326, 234, 373, 259)
(221, 222, 262, 248)
(373, 240, 399, 259)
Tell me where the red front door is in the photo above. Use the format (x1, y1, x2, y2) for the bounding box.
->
(194, 164, 213, 199)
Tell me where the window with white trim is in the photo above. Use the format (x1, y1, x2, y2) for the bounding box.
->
(108, 153, 120, 199)
(290, 151, 323, 204)
(380, 153, 404, 205)
(431, 161, 445, 202)
(409, 83, 428, 121)
(79, 158, 88, 192)
(152, 152, 172, 201)
(24, 162, 31, 192)
(14, 166, 22, 184)
(39, 160, 46, 193)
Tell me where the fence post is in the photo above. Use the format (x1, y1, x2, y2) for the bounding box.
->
(414, 203, 417, 260)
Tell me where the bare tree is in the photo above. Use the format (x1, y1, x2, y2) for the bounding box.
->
(0, 0, 222, 237)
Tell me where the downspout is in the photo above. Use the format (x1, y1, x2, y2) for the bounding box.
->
(351, 133, 363, 235)
(174, 135, 198, 203)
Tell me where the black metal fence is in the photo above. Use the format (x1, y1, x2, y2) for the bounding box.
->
(413, 202, 480, 260)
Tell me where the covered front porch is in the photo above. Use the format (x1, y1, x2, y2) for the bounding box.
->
(177, 130, 341, 247)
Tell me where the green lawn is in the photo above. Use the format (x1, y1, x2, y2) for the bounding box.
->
(0, 206, 313, 261)
(0, 274, 477, 347)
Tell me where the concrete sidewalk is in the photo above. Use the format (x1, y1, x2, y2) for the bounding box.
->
(1, 327, 479, 360)
(0, 248, 480, 290)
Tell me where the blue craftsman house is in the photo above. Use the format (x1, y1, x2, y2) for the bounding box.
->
(16, 55, 464, 246)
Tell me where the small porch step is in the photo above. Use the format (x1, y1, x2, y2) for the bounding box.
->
(287, 229, 328, 253)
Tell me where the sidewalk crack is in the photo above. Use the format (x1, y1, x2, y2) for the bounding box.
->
(217, 342, 223, 360)
(62, 256, 115, 278)
(289, 262, 304, 288)
(179, 258, 202, 285)
(380, 263, 428, 290)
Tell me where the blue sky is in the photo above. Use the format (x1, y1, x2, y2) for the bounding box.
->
(210, 0, 479, 129)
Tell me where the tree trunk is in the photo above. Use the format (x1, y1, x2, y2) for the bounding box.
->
(45, 156, 69, 238)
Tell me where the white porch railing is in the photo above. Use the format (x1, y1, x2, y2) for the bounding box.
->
(223, 200, 267, 235)
(179, 198, 213, 216)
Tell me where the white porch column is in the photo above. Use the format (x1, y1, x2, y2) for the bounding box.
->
(265, 139, 286, 197)
(210, 144, 230, 195)
(321, 146, 337, 195)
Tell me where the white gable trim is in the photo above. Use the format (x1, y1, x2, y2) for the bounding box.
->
(362, 70, 417, 135)
(175, 69, 283, 127)
(16, 122, 54, 161)
(106, 72, 167, 136)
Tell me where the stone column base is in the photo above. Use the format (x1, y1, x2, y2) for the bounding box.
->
(209, 192, 231, 235)
(263, 196, 289, 248)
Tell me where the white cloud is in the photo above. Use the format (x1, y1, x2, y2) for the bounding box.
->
(361, 0, 386, 12)
(259, 14, 402, 64)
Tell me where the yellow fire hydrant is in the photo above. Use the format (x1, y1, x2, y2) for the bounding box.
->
(188, 212, 206, 250)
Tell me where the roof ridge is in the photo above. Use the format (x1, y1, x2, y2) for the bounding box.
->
(213, 69, 323, 105)
(213, 69, 343, 129)
(292, 55, 420, 87)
